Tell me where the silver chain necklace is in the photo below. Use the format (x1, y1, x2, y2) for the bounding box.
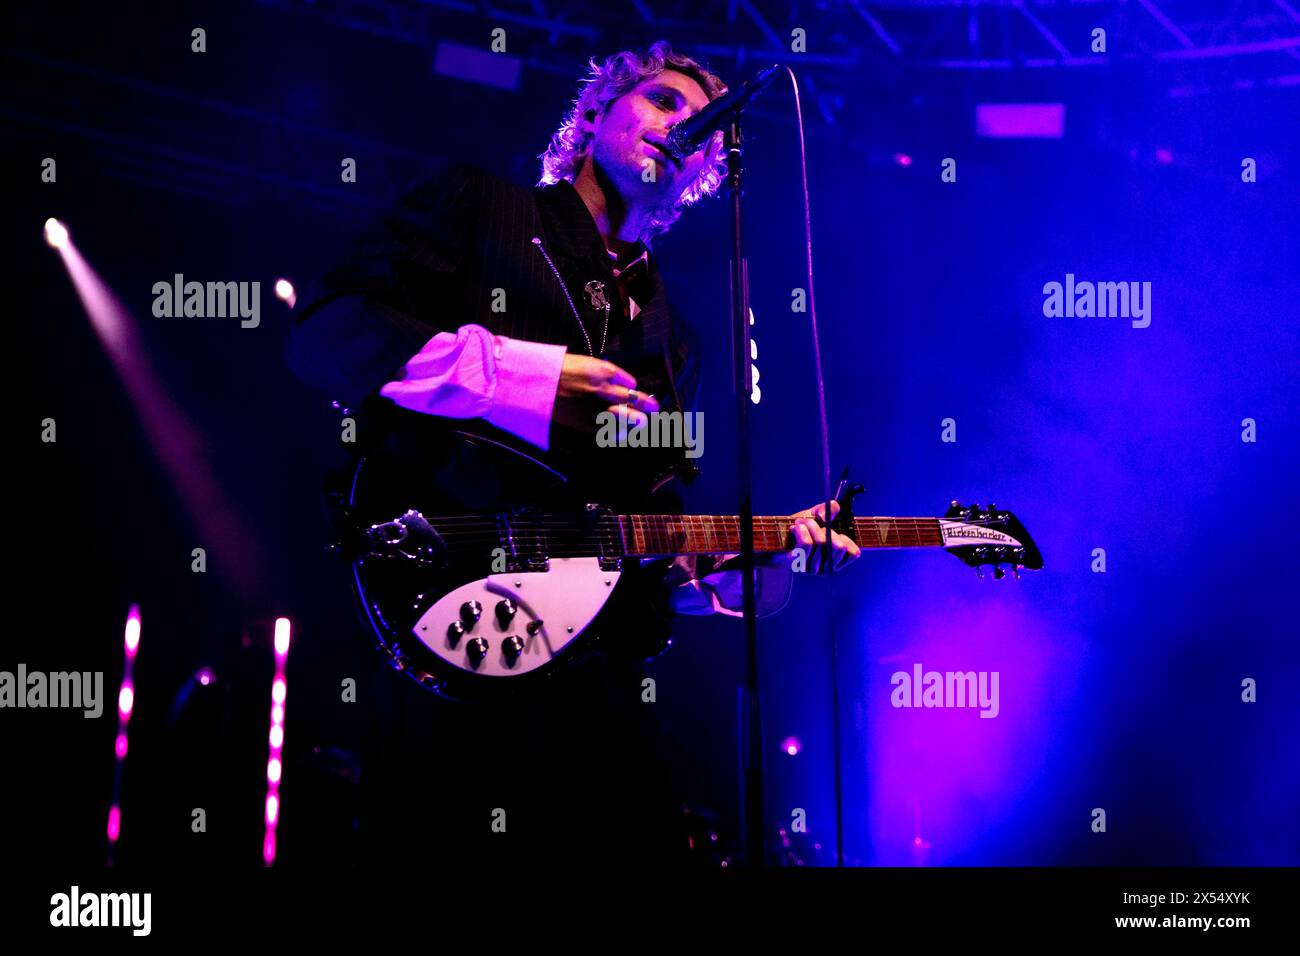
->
(531, 236, 610, 356)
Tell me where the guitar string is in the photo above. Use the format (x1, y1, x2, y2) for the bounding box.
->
(410, 522, 949, 535)
(367, 523, 948, 552)
(371, 518, 956, 538)
(375, 521, 949, 539)
(362, 517, 975, 552)
(365, 516, 962, 528)
(373, 520, 949, 553)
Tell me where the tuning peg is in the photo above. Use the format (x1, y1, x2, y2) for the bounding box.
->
(975, 567, 984, 579)
(950, 499, 961, 509)
(993, 566, 1006, 580)
(1012, 567, 1021, 580)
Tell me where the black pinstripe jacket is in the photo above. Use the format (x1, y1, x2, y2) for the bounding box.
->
(285, 163, 700, 504)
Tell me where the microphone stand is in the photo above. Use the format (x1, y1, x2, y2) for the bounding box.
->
(724, 115, 766, 868)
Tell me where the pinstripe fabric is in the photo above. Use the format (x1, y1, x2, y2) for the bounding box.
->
(287, 163, 700, 498)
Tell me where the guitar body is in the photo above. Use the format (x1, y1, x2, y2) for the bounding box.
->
(335, 422, 1043, 703)
(343, 428, 668, 701)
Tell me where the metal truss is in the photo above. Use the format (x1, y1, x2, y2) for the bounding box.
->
(10, 2, 1295, 214)
(259, 0, 1300, 123)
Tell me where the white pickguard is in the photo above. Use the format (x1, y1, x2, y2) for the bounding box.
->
(410, 558, 620, 677)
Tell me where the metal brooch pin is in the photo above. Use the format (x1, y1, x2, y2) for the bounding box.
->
(584, 280, 608, 311)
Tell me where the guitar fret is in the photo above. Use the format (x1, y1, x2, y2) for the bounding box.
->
(615, 515, 945, 556)
(852, 518, 943, 548)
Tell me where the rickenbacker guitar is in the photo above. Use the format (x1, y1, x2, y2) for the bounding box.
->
(330, 429, 1042, 701)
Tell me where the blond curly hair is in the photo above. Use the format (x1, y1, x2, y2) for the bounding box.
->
(538, 40, 729, 240)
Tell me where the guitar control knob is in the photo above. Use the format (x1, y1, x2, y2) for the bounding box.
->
(502, 635, 525, 662)
(466, 636, 489, 665)
(460, 600, 483, 626)
(447, 620, 465, 644)
(495, 598, 517, 624)
(526, 619, 545, 636)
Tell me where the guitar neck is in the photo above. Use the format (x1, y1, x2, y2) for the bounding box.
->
(616, 514, 944, 558)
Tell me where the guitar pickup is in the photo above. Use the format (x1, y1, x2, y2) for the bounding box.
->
(586, 503, 625, 572)
(495, 513, 549, 573)
(500, 553, 549, 573)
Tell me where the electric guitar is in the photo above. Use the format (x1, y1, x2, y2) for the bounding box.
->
(330, 429, 1042, 701)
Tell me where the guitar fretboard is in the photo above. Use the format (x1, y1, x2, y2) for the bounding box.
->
(616, 515, 943, 557)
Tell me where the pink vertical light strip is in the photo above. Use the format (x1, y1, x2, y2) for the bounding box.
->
(106, 604, 141, 863)
(263, 618, 291, 865)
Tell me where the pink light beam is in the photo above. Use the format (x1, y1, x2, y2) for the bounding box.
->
(262, 617, 292, 865)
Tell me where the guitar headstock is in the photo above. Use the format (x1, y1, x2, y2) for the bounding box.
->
(941, 501, 1043, 578)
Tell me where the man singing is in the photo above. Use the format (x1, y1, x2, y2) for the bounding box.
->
(287, 40, 859, 867)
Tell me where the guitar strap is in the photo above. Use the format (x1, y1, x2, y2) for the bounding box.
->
(652, 338, 701, 491)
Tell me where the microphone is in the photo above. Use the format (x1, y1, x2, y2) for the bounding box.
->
(663, 64, 782, 160)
